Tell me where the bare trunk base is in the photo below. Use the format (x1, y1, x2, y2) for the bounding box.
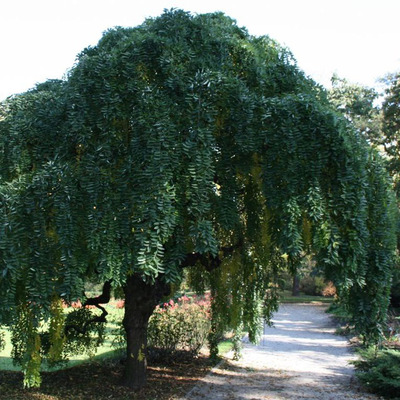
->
(122, 275, 169, 390)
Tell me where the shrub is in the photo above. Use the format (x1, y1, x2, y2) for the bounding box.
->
(276, 271, 293, 291)
(110, 294, 211, 361)
(114, 299, 125, 309)
(300, 276, 326, 296)
(147, 295, 211, 360)
(353, 347, 400, 398)
(62, 308, 106, 358)
(322, 281, 337, 297)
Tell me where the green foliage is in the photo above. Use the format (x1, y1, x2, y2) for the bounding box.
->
(327, 301, 351, 319)
(328, 73, 400, 340)
(382, 72, 400, 196)
(63, 308, 105, 357)
(0, 9, 398, 386)
(353, 347, 400, 399)
(9, 304, 42, 387)
(231, 322, 244, 360)
(46, 298, 66, 366)
(8, 301, 104, 381)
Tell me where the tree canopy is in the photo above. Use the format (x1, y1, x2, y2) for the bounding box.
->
(328, 73, 382, 144)
(0, 9, 397, 389)
(381, 73, 400, 195)
(328, 73, 400, 308)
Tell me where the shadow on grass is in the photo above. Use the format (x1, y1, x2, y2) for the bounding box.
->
(0, 356, 19, 371)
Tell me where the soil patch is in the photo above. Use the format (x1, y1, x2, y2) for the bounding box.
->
(0, 356, 212, 400)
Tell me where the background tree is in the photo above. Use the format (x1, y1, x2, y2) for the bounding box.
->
(0, 10, 397, 390)
(381, 72, 400, 306)
(328, 73, 382, 145)
(381, 72, 400, 195)
(328, 72, 400, 191)
(329, 73, 400, 307)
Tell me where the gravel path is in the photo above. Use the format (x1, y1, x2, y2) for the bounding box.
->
(182, 303, 382, 400)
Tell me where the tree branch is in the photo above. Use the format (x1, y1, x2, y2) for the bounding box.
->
(180, 238, 243, 271)
(83, 280, 112, 307)
(65, 281, 112, 335)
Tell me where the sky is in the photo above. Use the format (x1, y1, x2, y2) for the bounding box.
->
(0, 0, 399, 101)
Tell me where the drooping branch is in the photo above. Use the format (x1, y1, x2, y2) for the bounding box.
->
(65, 281, 112, 335)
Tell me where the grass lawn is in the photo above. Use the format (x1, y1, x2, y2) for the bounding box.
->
(0, 304, 125, 372)
(279, 290, 334, 304)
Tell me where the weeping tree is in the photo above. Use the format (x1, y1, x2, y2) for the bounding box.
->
(0, 10, 397, 390)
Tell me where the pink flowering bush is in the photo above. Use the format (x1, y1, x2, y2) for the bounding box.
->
(114, 299, 125, 309)
(61, 300, 96, 309)
(147, 294, 211, 359)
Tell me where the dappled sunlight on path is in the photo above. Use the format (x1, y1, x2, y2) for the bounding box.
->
(182, 304, 382, 400)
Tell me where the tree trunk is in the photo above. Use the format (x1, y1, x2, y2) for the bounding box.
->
(292, 274, 300, 296)
(122, 274, 169, 390)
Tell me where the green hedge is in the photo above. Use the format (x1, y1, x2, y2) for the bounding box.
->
(353, 347, 400, 399)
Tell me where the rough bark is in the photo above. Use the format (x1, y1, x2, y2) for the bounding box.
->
(121, 274, 169, 390)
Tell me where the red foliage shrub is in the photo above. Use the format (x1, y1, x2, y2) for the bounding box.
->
(322, 281, 337, 297)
